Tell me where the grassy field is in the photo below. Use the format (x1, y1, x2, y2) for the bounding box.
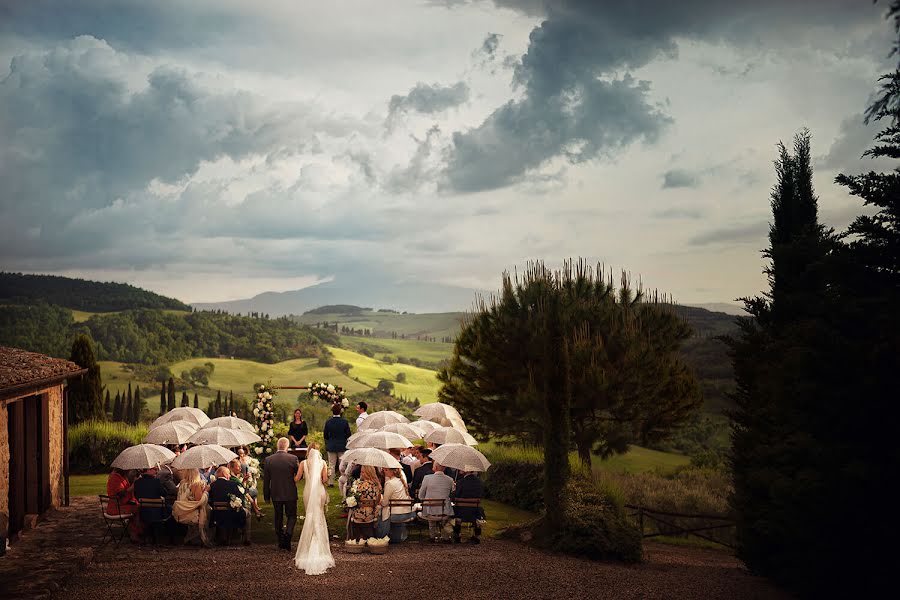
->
(295, 311, 464, 339)
(481, 442, 690, 476)
(338, 335, 453, 364)
(327, 346, 442, 404)
(69, 473, 535, 543)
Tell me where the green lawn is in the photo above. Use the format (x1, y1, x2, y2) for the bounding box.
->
(327, 346, 442, 404)
(295, 311, 464, 339)
(594, 445, 690, 475)
(337, 335, 454, 365)
(70, 474, 534, 543)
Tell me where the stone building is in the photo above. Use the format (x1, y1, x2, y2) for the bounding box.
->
(0, 346, 86, 549)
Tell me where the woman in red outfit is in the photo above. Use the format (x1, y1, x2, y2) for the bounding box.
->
(106, 468, 140, 539)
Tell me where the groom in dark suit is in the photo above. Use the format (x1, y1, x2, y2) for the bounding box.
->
(265, 437, 300, 550)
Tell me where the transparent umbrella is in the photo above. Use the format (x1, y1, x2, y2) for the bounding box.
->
(171, 444, 237, 470)
(202, 416, 256, 433)
(142, 421, 198, 445)
(429, 443, 491, 472)
(187, 426, 261, 448)
(414, 403, 468, 432)
(347, 431, 413, 449)
(408, 420, 442, 437)
(111, 444, 176, 470)
(339, 448, 401, 469)
(149, 407, 210, 430)
(358, 410, 410, 431)
(424, 426, 478, 446)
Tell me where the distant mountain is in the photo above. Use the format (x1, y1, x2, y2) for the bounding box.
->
(685, 302, 747, 316)
(0, 272, 191, 312)
(192, 278, 487, 316)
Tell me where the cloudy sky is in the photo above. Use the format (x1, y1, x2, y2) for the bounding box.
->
(0, 0, 895, 304)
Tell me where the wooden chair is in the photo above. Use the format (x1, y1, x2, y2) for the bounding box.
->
(137, 497, 170, 544)
(98, 495, 133, 546)
(210, 501, 248, 546)
(387, 498, 417, 541)
(417, 498, 452, 540)
(452, 498, 484, 540)
(346, 499, 378, 540)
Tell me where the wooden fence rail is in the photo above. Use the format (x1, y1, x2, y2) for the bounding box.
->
(625, 504, 736, 549)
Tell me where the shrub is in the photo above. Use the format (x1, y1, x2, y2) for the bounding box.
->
(359, 348, 374, 358)
(68, 420, 148, 474)
(335, 361, 352, 375)
(381, 355, 394, 364)
(395, 372, 407, 383)
(317, 356, 333, 367)
(483, 459, 544, 512)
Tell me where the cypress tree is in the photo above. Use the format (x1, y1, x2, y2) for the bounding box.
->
(214, 390, 222, 418)
(104, 389, 111, 416)
(159, 382, 166, 416)
(133, 386, 142, 424)
(113, 391, 122, 422)
(68, 334, 104, 423)
(181, 391, 189, 407)
(229, 391, 234, 416)
(167, 378, 175, 411)
(126, 383, 133, 425)
(193, 392, 199, 409)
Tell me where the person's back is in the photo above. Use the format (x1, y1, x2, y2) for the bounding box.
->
(134, 472, 166, 501)
(452, 473, 484, 520)
(410, 460, 433, 498)
(323, 414, 351, 452)
(418, 470, 453, 514)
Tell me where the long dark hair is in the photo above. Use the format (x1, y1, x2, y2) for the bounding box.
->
(293, 408, 303, 423)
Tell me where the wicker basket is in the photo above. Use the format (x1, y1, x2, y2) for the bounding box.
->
(368, 543, 389, 554)
(345, 542, 365, 554)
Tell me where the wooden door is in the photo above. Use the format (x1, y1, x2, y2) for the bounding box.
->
(6, 394, 49, 538)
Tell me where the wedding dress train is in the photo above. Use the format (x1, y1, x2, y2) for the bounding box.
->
(294, 450, 335, 575)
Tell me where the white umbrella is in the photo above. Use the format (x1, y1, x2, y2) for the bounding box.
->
(358, 410, 410, 431)
(111, 444, 176, 470)
(187, 426, 260, 448)
(379, 422, 425, 440)
(429, 443, 491, 472)
(347, 431, 413, 450)
(171, 444, 237, 470)
(142, 421, 198, 445)
(414, 403, 468, 432)
(202, 416, 255, 433)
(424, 426, 478, 446)
(408, 420, 442, 436)
(149, 407, 210, 430)
(339, 448, 401, 469)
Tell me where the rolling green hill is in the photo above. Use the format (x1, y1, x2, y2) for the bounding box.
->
(294, 310, 462, 340)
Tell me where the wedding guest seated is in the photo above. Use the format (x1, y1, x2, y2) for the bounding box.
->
(387, 448, 413, 484)
(349, 465, 382, 540)
(409, 448, 433, 499)
(105, 467, 139, 541)
(452, 471, 485, 544)
(209, 466, 250, 545)
(199, 465, 214, 485)
(418, 462, 454, 542)
(171, 468, 211, 546)
(157, 460, 179, 498)
(134, 465, 172, 540)
(229, 458, 263, 519)
(377, 467, 415, 542)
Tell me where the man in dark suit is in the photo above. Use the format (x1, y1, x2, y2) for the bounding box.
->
(209, 466, 250, 545)
(264, 437, 301, 550)
(133, 465, 171, 541)
(409, 448, 433, 499)
(452, 471, 485, 544)
(323, 403, 351, 487)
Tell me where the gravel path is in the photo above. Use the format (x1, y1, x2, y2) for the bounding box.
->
(63, 538, 789, 600)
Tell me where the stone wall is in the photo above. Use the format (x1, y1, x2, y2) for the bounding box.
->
(0, 398, 9, 538)
(0, 384, 66, 538)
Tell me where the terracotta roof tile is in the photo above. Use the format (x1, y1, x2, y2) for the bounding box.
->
(0, 346, 87, 391)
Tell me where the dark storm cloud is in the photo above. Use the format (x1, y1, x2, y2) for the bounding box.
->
(442, 0, 879, 193)
(662, 169, 701, 189)
(817, 113, 895, 172)
(387, 81, 470, 120)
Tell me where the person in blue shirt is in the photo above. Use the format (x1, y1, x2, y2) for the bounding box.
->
(323, 403, 351, 487)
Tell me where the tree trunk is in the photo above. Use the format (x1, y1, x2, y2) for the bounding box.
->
(576, 436, 593, 470)
(541, 342, 572, 533)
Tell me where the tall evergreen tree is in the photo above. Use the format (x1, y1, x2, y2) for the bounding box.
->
(126, 383, 133, 425)
(193, 392, 199, 409)
(167, 378, 175, 411)
(104, 389, 111, 416)
(229, 391, 234, 416)
(112, 391, 122, 422)
(67, 334, 104, 423)
(181, 391, 189, 407)
(159, 382, 166, 416)
(214, 390, 222, 418)
(133, 386, 142, 424)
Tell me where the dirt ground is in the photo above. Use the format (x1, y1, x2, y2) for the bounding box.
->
(62, 537, 789, 600)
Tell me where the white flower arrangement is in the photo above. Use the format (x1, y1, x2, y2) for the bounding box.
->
(254, 382, 277, 456)
(228, 493, 243, 511)
(308, 381, 348, 406)
(345, 496, 358, 508)
(255, 447, 263, 455)
(366, 536, 390, 546)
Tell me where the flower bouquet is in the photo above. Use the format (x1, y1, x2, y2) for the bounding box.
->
(366, 536, 390, 554)
(343, 478, 360, 509)
(308, 381, 349, 408)
(344, 538, 366, 553)
(227, 493, 244, 512)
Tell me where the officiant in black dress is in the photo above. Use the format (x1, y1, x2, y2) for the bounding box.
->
(288, 408, 308, 449)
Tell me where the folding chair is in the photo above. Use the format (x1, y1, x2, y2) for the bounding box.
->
(452, 498, 484, 542)
(417, 498, 452, 541)
(210, 501, 245, 545)
(345, 499, 378, 541)
(137, 497, 170, 544)
(98, 495, 133, 546)
(387, 498, 417, 542)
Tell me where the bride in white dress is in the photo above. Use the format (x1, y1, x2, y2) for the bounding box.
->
(294, 443, 335, 575)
